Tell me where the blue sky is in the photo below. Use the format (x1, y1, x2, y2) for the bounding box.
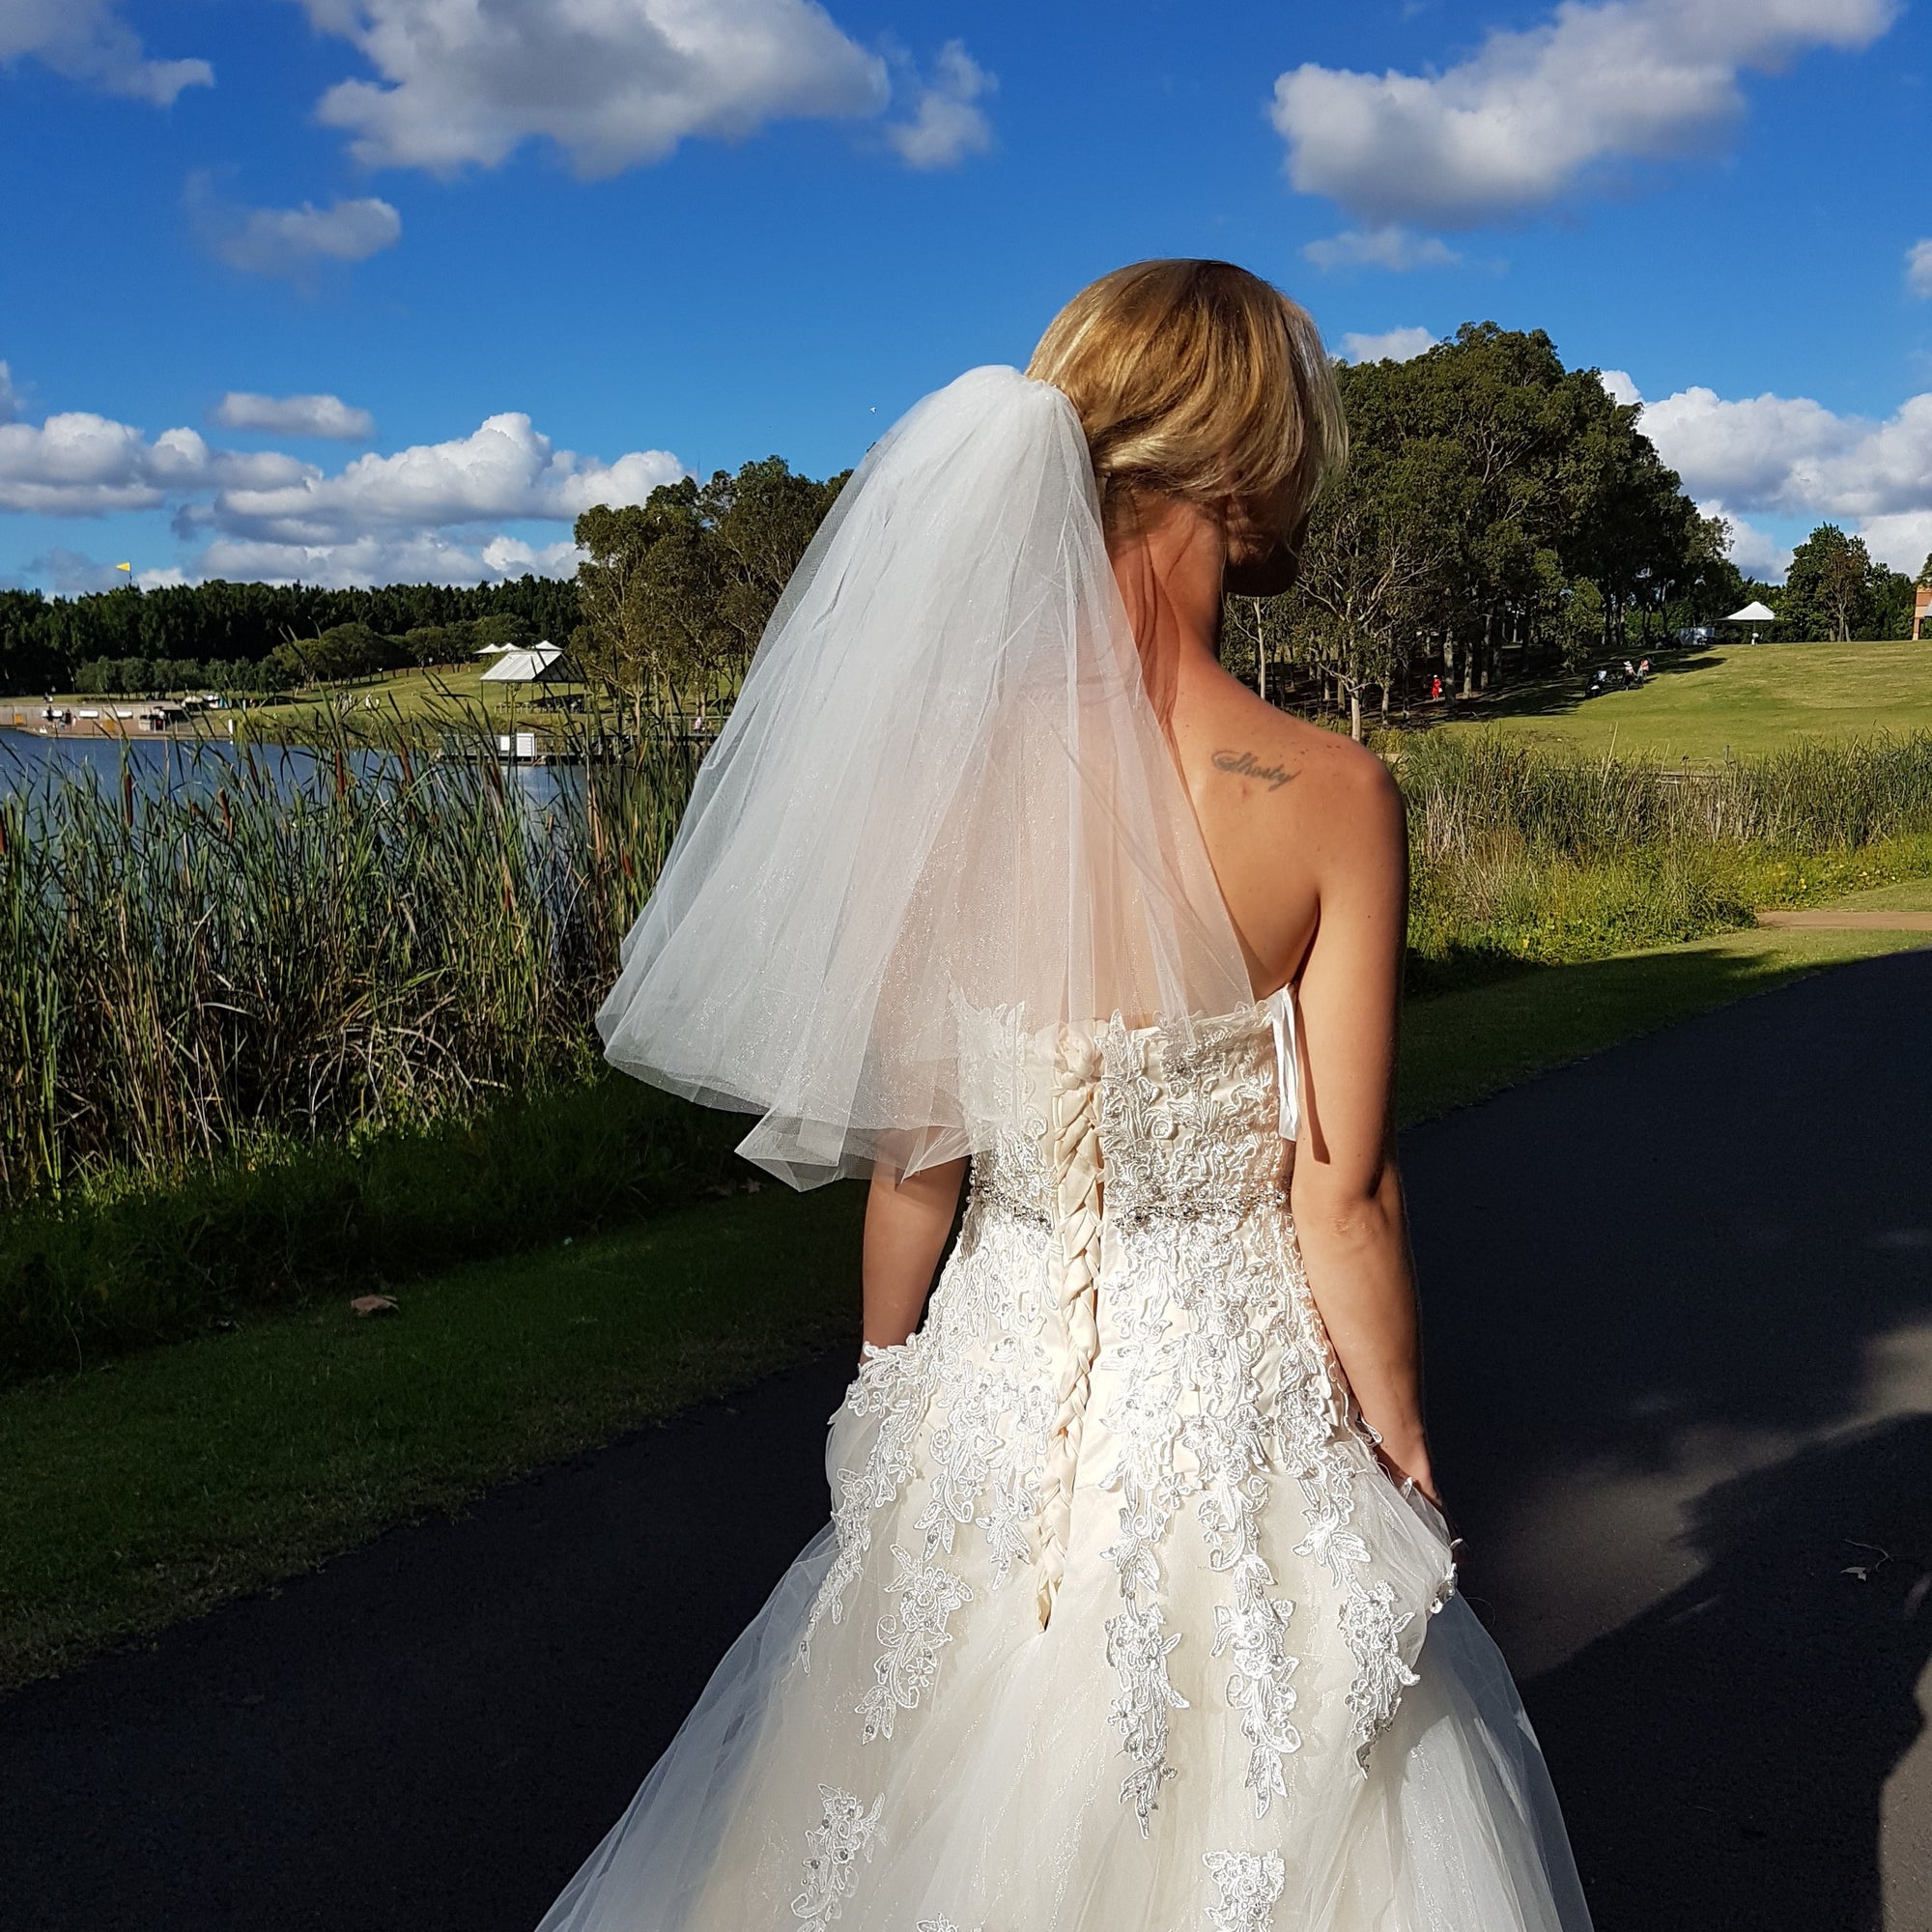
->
(1, 0, 1928, 591)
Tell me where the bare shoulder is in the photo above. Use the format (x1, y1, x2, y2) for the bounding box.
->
(1191, 685, 1401, 850)
(1178, 677, 1404, 986)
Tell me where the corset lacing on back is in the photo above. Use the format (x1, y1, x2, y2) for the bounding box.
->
(967, 997, 1303, 1630)
(1037, 1028, 1105, 1625)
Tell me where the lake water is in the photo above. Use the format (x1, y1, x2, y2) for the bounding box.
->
(0, 728, 574, 811)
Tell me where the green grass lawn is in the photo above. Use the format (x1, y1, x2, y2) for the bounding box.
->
(1804, 873, 1932, 912)
(1432, 638, 1932, 763)
(4, 913, 1924, 1691)
(1397, 923, 1925, 1123)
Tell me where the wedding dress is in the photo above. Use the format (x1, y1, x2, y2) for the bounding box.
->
(539, 991, 1591, 1931)
(568, 365, 1593, 1931)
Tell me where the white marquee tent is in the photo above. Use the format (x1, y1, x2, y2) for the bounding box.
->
(1723, 600, 1776, 640)
(479, 642, 577, 684)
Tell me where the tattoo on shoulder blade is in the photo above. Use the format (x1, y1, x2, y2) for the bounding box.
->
(1211, 748, 1296, 791)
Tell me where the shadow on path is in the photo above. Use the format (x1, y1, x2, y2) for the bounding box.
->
(1528, 1416, 1932, 1932)
(1402, 946, 1932, 1928)
(1407, 947, 1932, 1502)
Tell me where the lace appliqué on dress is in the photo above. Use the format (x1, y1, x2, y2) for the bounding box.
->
(858, 1544, 973, 1743)
(1203, 1848, 1286, 1931)
(800, 1341, 933, 1670)
(804, 1020, 1058, 1742)
(1292, 1442, 1425, 1769)
(1098, 1015, 1306, 1824)
(1102, 1574, 1189, 1832)
(1339, 1576, 1420, 1763)
(792, 1785, 883, 1929)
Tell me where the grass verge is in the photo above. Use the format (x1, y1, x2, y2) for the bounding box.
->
(0, 1076, 745, 1383)
(1398, 923, 1927, 1125)
(3, 918, 1925, 1692)
(0, 1180, 864, 1690)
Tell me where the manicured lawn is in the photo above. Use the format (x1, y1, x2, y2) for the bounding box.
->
(1432, 638, 1932, 763)
(2, 915, 1924, 1692)
(1814, 873, 1932, 912)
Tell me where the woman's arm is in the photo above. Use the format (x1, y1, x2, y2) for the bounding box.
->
(1288, 758, 1437, 1504)
(862, 1157, 968, 1354)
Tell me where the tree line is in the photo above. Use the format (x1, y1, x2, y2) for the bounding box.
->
(1224, 327, 1930, 735)
(0, 578, 578, 696)
(1224, 323, 1741, 735)
(5, 332, 1925, 716)
(570, 456, 847, 732)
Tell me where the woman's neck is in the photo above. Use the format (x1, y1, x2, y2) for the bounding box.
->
(1109, 495, 1231, 719)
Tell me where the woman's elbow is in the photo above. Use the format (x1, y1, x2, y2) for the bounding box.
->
(1292, 1158, 1401, 1246)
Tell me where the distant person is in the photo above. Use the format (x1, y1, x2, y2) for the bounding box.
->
(560, 260, 1590, 1932)
(1638, 657, 1651, 680)
(1430, 671, 1443, 701)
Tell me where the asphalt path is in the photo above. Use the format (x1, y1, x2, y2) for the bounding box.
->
(4, 947, 1929, 1932)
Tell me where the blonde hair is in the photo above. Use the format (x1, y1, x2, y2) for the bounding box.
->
(1026, 259, 1345, 560)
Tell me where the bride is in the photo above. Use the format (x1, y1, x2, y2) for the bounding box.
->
(555, 261, 1593, 1931)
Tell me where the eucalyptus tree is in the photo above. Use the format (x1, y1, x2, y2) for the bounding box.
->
(1782, 526, 1873, 641)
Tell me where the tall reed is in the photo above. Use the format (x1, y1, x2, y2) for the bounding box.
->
(1402, 730, 1932, 861)
(0, 717, 701, 1205)
(6, 720, 1931, 1206)
(1400, 730, 1932, 976)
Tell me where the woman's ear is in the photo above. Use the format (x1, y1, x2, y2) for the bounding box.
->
(1223, 541, 1300, 598)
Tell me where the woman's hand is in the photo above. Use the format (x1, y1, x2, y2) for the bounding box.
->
(1372, 1434, 1442, 1512)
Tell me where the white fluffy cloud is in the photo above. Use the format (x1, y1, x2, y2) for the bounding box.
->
(1272, 0, 1897, 230)
(299, 0, 889, 177)
(212, 392, 377, 440)
(0, 0, 212, 104)
(1304, 227, 1462, 274)
(1340, 326, 1438, 364)
(885, 41, 994, 170)
(196, 412, 682, 548)
(1640, 384, 1932, 524)
(0, 360, 686, 584)
(1907, 239, 1932, 299)
(0, 414, 306, 516)
(207, 196, 403, 279)
(193, 531, 578, 590)
(1620, 375, 1932, 573)
(1701, 504, 1794, 581)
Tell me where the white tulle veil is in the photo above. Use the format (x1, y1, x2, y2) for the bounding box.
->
(596, 365, 1251, 1187)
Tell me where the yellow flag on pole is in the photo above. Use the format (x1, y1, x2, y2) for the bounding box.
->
(115, 562, 132, 574)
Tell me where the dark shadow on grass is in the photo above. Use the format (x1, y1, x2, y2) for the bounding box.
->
(1398, 923, 1833, 1125)
(0, 1077, 752, 1384)
(1525, 1417, 1932, 1932)
(1409, 649, 1725, 728)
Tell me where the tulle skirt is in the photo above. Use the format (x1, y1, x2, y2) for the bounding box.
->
(534, 1401, 1592, 1932)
